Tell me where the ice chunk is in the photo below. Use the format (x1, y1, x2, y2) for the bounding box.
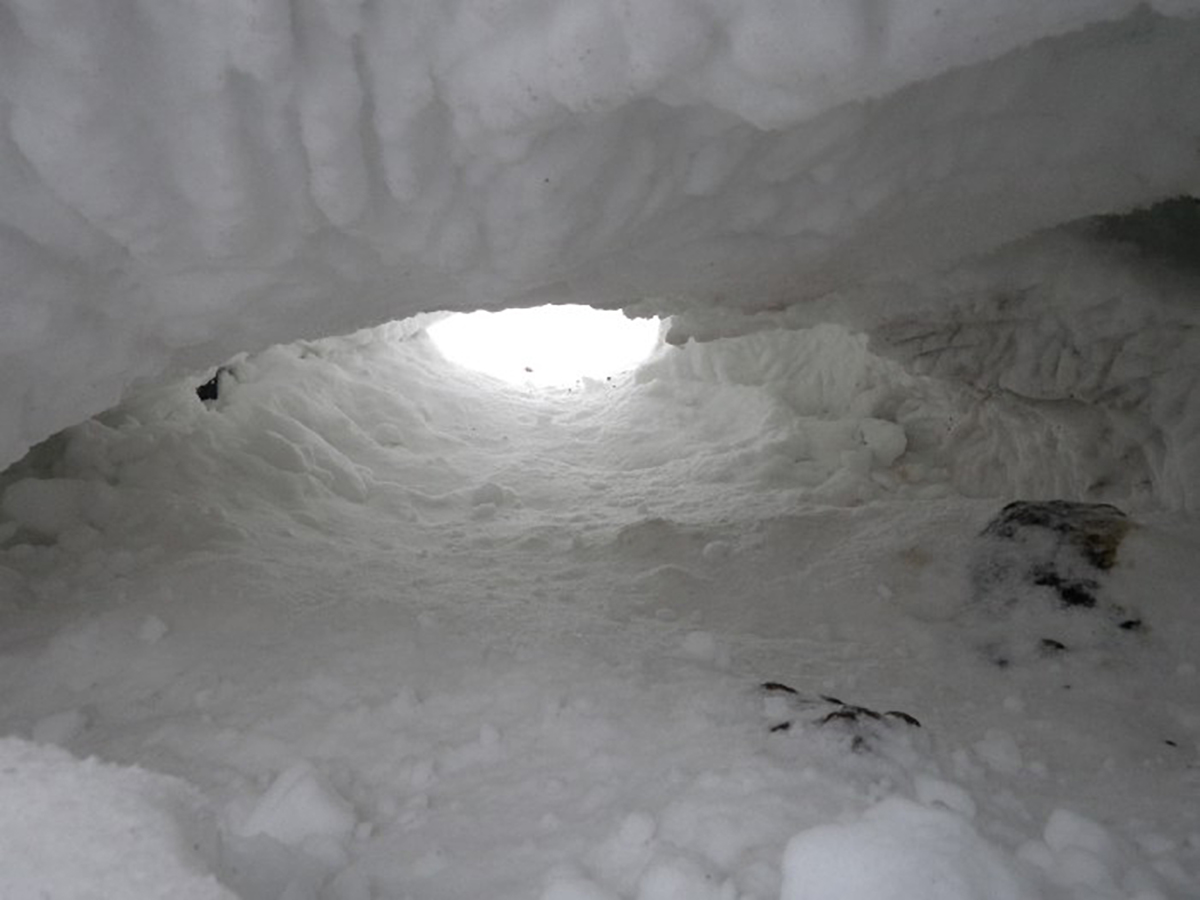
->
(471, 481, 520, 507)
(700, 540, 733, 562)
(232, 762, 357, 848)
(858, 418, 907, 467)
(1044, 808, 1119, 858)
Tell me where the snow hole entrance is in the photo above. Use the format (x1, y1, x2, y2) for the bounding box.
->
(427, 305, 661, 388)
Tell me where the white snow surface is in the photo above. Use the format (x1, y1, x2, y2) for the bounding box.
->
(0, 737, 234, 899)
(2, 1, 1200, 469)
(1, 308, 1198, 898)
(2, 7, 1200, 892)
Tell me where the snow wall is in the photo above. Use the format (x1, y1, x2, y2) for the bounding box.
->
(2, 1, 1200, 503)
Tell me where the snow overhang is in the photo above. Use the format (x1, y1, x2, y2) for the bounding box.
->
(1, 2, 1199, 470)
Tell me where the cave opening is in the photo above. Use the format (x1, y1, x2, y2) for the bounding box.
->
(425, 305, 663, 389)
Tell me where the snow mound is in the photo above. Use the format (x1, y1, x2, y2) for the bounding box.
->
(780, 796, 1032, 900)
(0, 738, 231, 899)
(228, 761, 358, 848)
(965, 500, 1146, 666)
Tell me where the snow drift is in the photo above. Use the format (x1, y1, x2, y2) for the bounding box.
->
(2, 0, 1199, 486)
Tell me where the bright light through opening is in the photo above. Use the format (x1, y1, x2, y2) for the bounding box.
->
(427, 305, 661, 388)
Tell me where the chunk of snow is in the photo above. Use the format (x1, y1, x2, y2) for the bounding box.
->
(635, 856, 727, 900)
(973, 729, 1024, 775)
(1044, 808, 1120, 858)
(0, 738, 232, 899)
(913, 775, 978, 820)
(780, 797, 1031, 900)
(231, 762, 357, 848)
(679, 631, 720, 662)
(858, 419, 907, 467)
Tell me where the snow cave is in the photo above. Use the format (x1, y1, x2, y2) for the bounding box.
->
(0, 3, 1198, 898)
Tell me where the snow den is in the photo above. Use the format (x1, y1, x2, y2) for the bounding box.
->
(1, 3, 1199, 899)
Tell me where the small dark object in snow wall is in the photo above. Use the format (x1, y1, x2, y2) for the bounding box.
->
(196, 366, 233, 402)
(196, 373, 220, 401)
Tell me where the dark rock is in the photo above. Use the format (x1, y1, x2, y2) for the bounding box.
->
(980, 500, 1130, 576)
(820, 705, 884, 726)
(759, 682, 920, 751)
(196, 365, 234, 402)
(196, 373, 220, 402)
(1030, 568, 1099, 609)
(969, 500, 1141, 664)
(761, 681, 799, 695)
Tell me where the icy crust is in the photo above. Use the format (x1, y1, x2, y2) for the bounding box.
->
(0, 738, 233, 899)
(3, 3, 1200, 469)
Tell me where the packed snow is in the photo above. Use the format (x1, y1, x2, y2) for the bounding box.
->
(2, 1, 1200, 468)
(2, 2, 1200, 898)
(1, 271, 1199, 897)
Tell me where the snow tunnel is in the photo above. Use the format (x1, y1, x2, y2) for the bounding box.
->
(1, 3, 1199, 898)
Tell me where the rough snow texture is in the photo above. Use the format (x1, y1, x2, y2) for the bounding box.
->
(0, 738, 232, 899)
(691, 234, 1200, 511)
(780, 797, 1032, 900)
(2, 1, 1200, 473)
(1, 321, 1198, 899)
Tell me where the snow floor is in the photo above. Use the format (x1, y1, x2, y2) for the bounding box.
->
(0, 320, 1197, 899)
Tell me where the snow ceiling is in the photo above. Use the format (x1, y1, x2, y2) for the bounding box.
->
(2, 1, 1199, 482)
